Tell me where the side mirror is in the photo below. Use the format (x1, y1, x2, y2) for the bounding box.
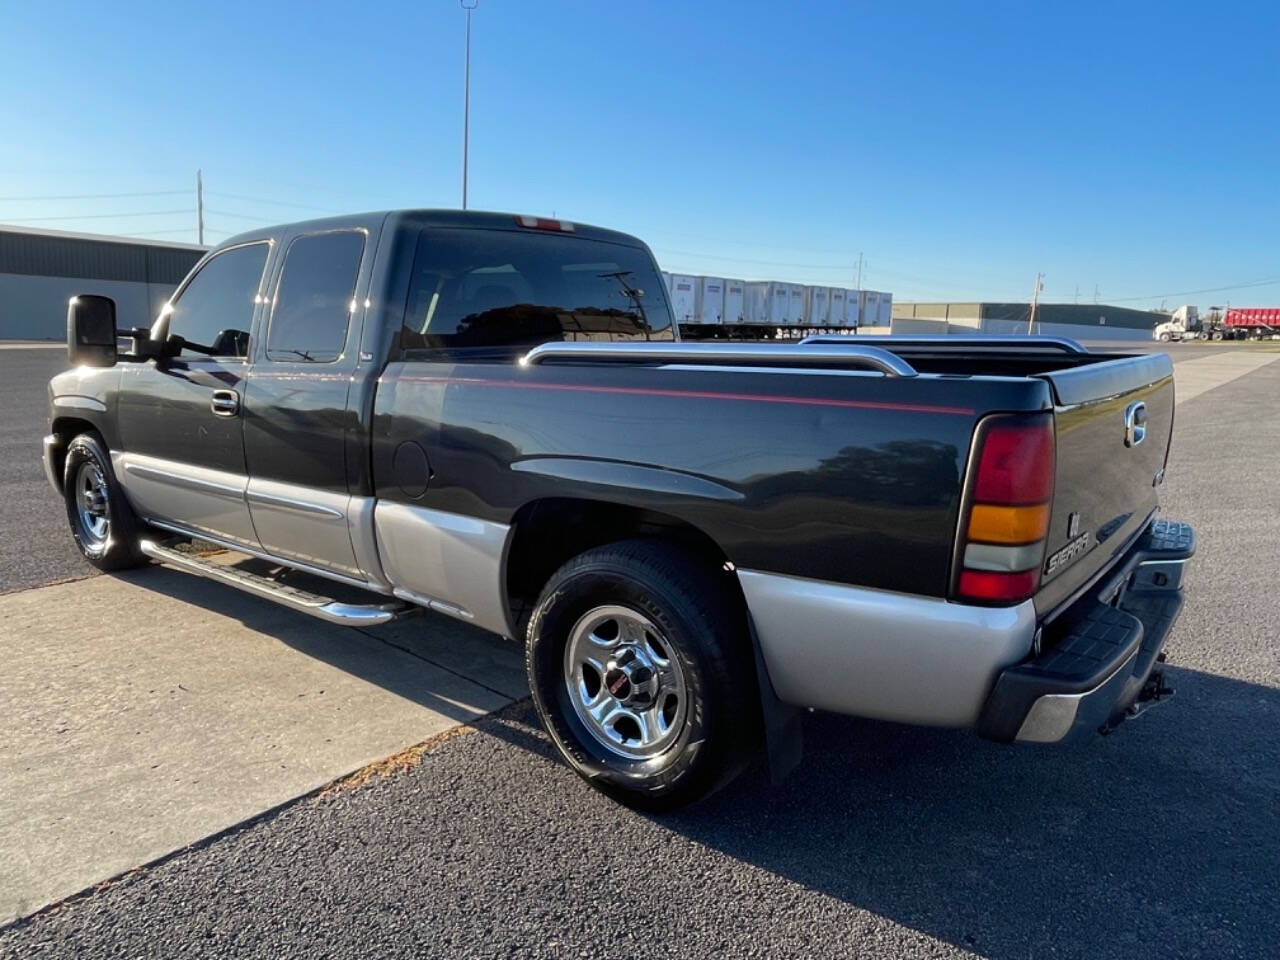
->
(67, 295, 118, 367)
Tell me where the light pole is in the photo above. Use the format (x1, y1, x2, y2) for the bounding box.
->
(461, 0, 478, 210)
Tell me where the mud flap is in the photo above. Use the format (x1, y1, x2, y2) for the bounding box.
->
(747, 616, 803, 783)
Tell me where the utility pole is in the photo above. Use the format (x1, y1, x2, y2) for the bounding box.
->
(196, 169, 204, 245)
(1074, 285, 1079, 304)
(855, 252, 864, 290)
(1026, 272, 1044, 335)
(461, 0, 478, 210)
(1093, 283, 1099, 305)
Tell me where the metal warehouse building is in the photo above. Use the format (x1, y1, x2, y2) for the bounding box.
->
(891, 301, 1163, 341)
(1, 225, 206, 340)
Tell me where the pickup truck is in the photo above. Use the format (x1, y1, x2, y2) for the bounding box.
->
(45, 210, 1194, 808)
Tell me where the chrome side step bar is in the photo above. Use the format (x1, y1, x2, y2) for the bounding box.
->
(138, 540, 415, 627)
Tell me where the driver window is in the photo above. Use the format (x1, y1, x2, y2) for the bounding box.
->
(164, 242, 268, 359)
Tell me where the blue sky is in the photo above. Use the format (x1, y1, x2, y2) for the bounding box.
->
(1, 0, 1276, 309)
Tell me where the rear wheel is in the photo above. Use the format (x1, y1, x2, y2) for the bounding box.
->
(525, 539, 759, 810)
(62, 432, 147, 571)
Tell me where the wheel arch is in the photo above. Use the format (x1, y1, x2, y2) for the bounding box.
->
(503, 496, 739, 637)
(48, 415, 105, 487)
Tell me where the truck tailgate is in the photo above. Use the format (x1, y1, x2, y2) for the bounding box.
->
(1034, 353, 1174, 617)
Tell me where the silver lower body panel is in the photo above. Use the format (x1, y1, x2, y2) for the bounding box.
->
(738, 569, 1036, 727)
(112, 451, 260, 550)
(245, 477, 363, 580)
(373, 501, 513, 638)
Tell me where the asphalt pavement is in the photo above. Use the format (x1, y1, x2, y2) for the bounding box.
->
(2, 341, 1278, 958)
(0, 346, 92, 594)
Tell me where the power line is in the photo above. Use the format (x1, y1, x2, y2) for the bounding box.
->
(644, 226, 860, 257)
(119, 228, 203, 237)
(1105, 277, 1280, 303)
(204, 208, 281, 223)
(0, 189, 188, 202)
(654, 247, 853, 270)
(203, 190, 340, 213)
(0, 209, 194, 222)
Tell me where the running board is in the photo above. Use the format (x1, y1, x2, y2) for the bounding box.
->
(138, 540, 415, 627)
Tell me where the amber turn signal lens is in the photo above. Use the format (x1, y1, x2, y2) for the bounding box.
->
(966, 503, 1051, 545)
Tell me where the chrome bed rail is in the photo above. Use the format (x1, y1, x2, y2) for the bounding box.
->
(519, 341, 918, 378)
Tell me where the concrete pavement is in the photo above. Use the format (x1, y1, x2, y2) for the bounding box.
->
(1168, 348, 1280, 404)
(0, 568, 524, 924)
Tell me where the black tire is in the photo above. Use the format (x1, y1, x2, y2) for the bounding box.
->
(526, 539, 760, 810)
(62, 432, 147, 571)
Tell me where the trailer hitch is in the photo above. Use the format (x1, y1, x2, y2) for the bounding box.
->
(1100, 653, 1175, 735)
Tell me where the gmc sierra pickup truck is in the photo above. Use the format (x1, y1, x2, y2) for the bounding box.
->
(45, 210, 1194, 808)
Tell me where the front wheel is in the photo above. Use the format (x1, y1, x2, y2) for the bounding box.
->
(525, 539, 760, 810)
(62, 432, 147, 571)
(1157, 332, 1171, 342)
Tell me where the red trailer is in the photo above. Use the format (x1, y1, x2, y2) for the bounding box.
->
(1223, 307, 1280, 340)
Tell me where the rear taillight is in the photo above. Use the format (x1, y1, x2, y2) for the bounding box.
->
(955, 414, 1055, 604)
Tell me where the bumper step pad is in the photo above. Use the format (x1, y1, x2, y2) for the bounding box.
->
(1143, 519, 1195, 558)
(977, 604, 1142, 743)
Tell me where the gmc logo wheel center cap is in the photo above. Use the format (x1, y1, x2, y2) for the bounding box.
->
(605, 668, 632, 699)
(603, 648, 656, 706)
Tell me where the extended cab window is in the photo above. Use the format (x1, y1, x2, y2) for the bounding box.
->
(164, 242, 268, 359)
(266, 230, 366, 363)
(401, 228, 675, 353)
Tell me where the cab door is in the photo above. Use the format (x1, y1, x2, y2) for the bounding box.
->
(115, 240, 272, 548)
(241, 227, 373, 582)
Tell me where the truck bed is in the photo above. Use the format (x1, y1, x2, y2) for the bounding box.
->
(372, 336, 1173, 618)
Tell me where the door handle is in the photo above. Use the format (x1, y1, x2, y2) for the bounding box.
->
(210, 389, 240, 417)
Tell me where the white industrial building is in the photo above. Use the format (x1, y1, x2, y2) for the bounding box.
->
(891, 301, 1164, 341)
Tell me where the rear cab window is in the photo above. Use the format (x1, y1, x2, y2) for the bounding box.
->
(400, 227, 674, 356)
(266, 230, 366, 363)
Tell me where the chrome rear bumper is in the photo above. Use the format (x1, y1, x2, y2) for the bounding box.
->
(978, 519, 1194, 744)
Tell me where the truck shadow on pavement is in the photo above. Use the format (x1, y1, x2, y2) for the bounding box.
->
(482, 668, 1278, 959)
(112, 563, 525, 719)
(665, 668, 1278, 958)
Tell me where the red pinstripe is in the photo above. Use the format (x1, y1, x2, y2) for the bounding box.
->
(387, 375, 976, 417)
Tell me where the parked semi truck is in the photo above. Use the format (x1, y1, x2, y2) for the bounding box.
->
(1152, 306, 1218, 341)
(1153, 305, 1280, 341)
(47, 209, 1193, 809)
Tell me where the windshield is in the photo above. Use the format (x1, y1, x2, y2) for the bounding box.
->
(400, 227, 675, 353)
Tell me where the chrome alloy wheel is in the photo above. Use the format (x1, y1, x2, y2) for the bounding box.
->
(75, 460, 111, 546)
(564, 604, 689, 760)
